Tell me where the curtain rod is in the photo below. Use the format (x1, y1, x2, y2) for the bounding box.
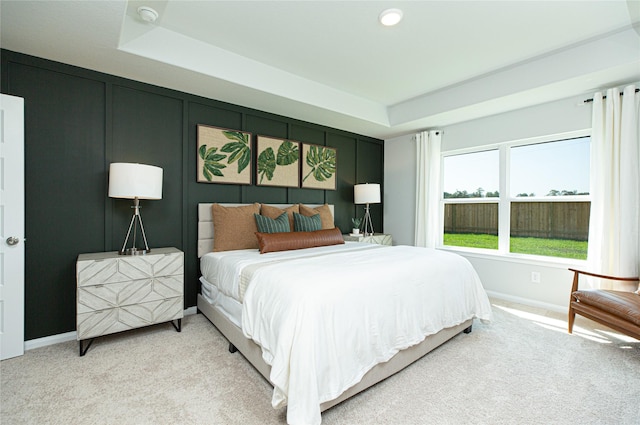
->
(583, 88, 639, 103)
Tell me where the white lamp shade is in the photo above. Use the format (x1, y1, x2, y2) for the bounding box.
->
(354, 183, 380, 204)
(108, 163, 163, 200)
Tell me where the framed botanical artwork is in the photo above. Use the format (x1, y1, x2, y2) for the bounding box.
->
(256, 136, 300, 187)
(197, 124, 252, 184)
(301, 143, 337, 190)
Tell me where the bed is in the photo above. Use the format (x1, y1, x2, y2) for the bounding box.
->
(196, 203, 493, 425)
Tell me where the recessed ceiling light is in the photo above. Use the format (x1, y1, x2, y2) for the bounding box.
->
(137, 6, 159, 23)
(379, 8, 403, 26)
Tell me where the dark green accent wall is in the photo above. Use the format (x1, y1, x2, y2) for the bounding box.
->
(1, 50, 384, 340)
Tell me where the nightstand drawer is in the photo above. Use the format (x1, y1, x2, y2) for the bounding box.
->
(77, 250, 183, 287)
(77, 296, 183, 340)
(77, 275, 183, 314)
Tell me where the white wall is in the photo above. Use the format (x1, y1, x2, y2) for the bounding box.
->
(384, 94, 592, 311)
(384, 133, 416, 247)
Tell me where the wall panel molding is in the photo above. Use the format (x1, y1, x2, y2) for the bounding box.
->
(1, 48, 383, 339)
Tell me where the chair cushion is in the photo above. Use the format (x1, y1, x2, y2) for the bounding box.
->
(572, 290, 640, 326)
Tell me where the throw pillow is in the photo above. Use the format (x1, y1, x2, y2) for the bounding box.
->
(293, 212, 322, 232)
(254, 212, 290, 234)
(260, 204, 299, 232)
(255, 227, 345, 254)
(299, 204, 334, 229)
(211, 203, 260, 251)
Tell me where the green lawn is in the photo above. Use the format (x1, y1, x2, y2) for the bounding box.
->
(443, 233, 587, 260)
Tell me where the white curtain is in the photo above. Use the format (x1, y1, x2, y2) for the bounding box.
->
(587, 84, 640, 290)
(415, 130, 442, 248)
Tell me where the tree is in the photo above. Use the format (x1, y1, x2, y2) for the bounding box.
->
(471, 187, 485, 198)
(452, 190, 469, 198)
(547, 189, 586, 196)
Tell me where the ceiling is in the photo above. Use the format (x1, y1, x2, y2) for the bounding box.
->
(1, 1, 639, 139)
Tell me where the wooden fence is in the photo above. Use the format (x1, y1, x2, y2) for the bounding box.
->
(444, 201, 590, 241)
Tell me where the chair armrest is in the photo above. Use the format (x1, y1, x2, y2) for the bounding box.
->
(568, 268, 640, 293)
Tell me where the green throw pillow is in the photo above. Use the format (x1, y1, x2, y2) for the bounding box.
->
(293, 212, 322, 232)
(254, 213, 290, 233)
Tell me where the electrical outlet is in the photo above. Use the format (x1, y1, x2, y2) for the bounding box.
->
(531, 272, 541, 283)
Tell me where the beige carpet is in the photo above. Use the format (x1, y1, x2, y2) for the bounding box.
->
(2, 299, 639, 425)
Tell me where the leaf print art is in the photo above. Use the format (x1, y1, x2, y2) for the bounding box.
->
(277, 140, 299, 167)
(199, 144, 227, 181)
(220, 131, 251, 174)
(257, 147, 276, 183)
(256, 136, 300, 187)
(301, 144, 337, 190)
(303, 145, 336, 182)
(197, 125, 252, 184)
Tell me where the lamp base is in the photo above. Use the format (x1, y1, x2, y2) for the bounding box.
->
(118, 197, 152, 255)
(362, 203, 374, 237)
(119, 247, 151, 256)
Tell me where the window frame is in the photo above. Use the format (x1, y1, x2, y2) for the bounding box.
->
(439, 129, 591, 261)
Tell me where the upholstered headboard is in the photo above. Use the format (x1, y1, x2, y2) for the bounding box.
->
(197, 203, 334, 257)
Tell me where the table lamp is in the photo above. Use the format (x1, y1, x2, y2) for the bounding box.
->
(354, 183, 380, 237)
(108, 162, 163, 255)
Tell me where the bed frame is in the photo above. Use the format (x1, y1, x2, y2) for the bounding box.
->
(196, 203, 473, 413)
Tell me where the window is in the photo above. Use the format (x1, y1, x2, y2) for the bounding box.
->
(509, 138, 590, 198)
(441, 134, 590, 260)
(443, 150, 499, 250)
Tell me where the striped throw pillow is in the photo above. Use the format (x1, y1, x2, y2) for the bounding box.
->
(254, 213, 290, 234)
(293, 212, 322, 232)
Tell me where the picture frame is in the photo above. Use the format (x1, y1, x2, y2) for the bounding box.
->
(197, 124, 252, 185)
(256, 136, 300, 188)
(301, 143, 337, 190)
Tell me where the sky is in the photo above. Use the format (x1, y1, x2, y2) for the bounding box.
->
(442, 137, 590, 197)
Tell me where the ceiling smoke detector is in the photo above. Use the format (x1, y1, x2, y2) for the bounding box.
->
(137, 6, 159, 23)
(379, 8, 403, 26)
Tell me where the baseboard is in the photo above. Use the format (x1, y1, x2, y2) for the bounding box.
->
(486, 290, 567, 314)
(24, 307, 199, 352)
(25, 331, 77, 351)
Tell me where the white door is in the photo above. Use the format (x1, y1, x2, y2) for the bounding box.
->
(0, 94, 25, 360)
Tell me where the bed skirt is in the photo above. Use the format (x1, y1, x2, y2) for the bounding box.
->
(196, 293, 472, 413)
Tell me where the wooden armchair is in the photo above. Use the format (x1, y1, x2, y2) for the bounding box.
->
(568, 268, 640, 340)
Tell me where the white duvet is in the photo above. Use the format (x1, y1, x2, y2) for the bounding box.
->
(239, 244, 493, 425)
(200, 242, 379, 302)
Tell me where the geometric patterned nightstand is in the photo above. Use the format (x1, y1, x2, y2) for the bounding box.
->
(76, 247, 184, 356)
(343, 233, 392, 246)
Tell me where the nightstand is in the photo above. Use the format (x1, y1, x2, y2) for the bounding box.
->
(343, 233, 392, 246)
(76, 247, 184, 356)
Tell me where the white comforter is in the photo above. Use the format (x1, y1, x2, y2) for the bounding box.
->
(201, 242, 379, 302)
(240, 244, 493, 425)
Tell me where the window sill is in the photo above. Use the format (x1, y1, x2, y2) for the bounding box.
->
(436, 245, 588, 269)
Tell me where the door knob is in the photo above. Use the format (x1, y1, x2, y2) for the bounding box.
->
(6, 236, 19, 246)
